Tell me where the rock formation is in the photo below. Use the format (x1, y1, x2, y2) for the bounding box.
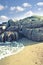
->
(0, 16, 43, 42)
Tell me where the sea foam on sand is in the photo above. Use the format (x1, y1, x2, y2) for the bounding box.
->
(0, 42, 24, 60)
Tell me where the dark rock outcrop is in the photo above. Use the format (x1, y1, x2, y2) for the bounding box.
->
(8, 34, 14, 42)
(0, 35, 3, 42)
(22, 27, 43, 42)
(8, 32, 18, 42)
(3, 32, 8, 42)
(0, 27, 3, 34)
(0, 16, 43, 42)
(32, 29, 43, 41)
(14, 32, 18, 40)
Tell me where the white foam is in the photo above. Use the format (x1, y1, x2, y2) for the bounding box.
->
(0, 42, 24, 60)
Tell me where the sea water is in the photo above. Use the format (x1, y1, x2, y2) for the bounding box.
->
(0, 41, 24, 60)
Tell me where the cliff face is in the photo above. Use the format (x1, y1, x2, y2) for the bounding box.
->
(0, 16, 43, 42)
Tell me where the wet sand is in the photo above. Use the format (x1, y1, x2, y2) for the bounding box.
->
(0, 41, 43, 65)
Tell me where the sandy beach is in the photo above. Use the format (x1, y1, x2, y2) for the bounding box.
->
(0, 39, 43, 65)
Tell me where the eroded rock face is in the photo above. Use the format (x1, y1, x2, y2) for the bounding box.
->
(31, 29, 40, 41)
(21, 27, 43, 42)
(2, 32, 19, 42)
(0, 35, 3, 42)
(32, 29, 43, 41)
(8, 32, 18, 42)
(0, 28, 3, 34)
(22, 27, 32, 39)
(8, 34, 15, 42)
(0, 16, 43, 42)
(3, 32, 8, 42)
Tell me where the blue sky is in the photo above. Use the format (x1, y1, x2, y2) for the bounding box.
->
(0, 0, 43, 22)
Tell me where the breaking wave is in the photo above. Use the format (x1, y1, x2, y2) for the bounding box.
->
(0, 41, 24, 60)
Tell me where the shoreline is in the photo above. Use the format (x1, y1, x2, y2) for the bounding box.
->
(0, 43, 43, 65)
(0, 38, 43, 65)
(0, 42, 24, 60)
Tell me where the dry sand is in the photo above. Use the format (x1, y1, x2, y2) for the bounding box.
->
(0, 42, 43, 65)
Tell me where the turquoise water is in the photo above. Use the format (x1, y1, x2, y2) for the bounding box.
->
(0, 41, 24, 60)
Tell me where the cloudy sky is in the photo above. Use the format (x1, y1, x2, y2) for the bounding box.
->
(0, 0, 43, 22)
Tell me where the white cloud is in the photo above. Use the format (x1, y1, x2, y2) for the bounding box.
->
(0, 5, 8, 11)
(10, 6, 24, 12)
(0, 5, 4, 10)
(12, 10, 43, 21)
(37, 2, 43, 6)
(22, 3, 31, 7)
(13, 11, 33, 20)
(33, 12, 43, 16)
(16, 6, 24, 12)
(10, 6, 15, 11)
(10, 2, 31, 12)
(38, 8, 41, 11)
(25, 11, 43, 17)
(0, 15, 8, 21)
(25, 11, 33, 17)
